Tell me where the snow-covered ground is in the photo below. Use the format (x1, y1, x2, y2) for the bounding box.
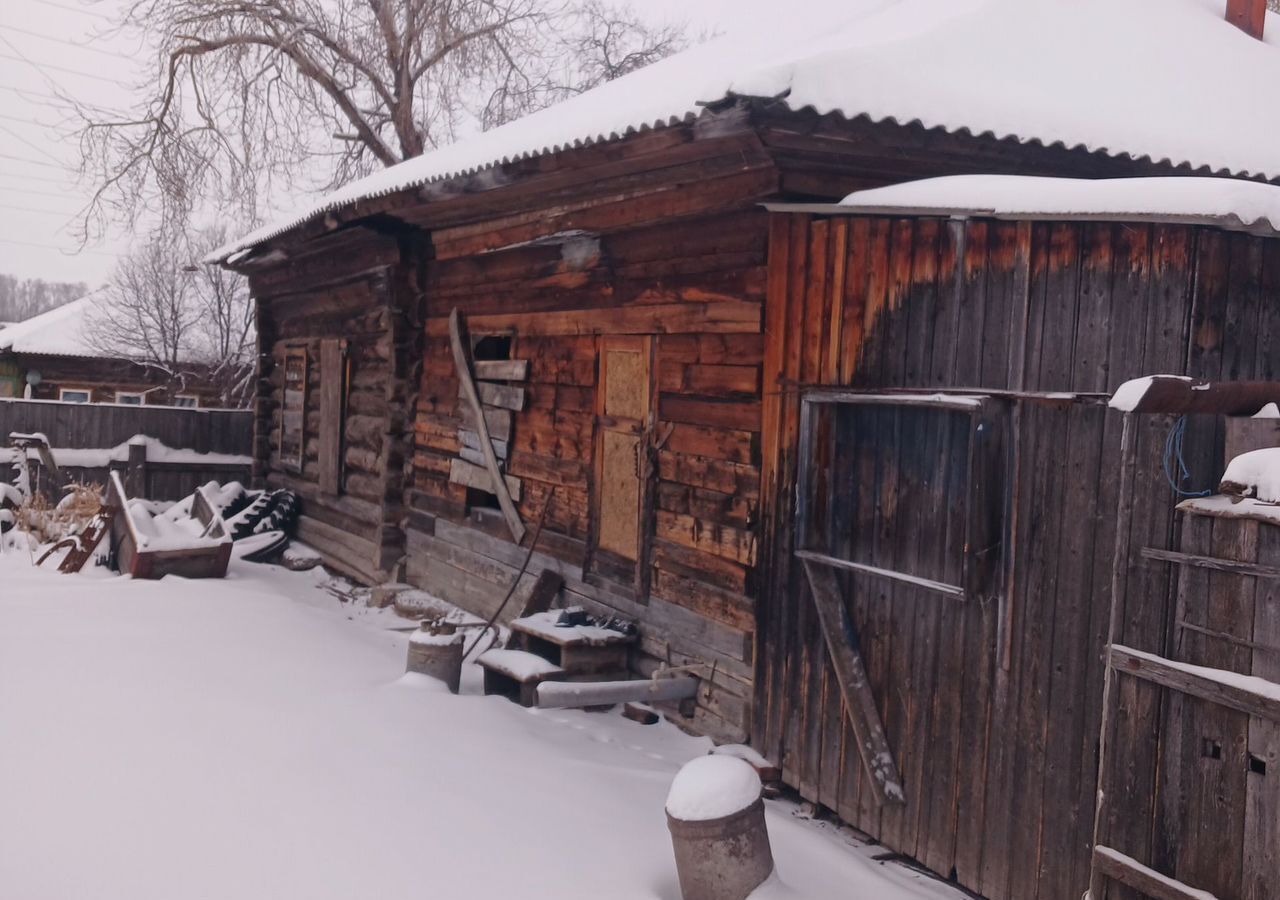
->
(0, 552, 961, 900)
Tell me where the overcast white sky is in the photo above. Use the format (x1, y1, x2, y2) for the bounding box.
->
(0, 0, 852, 290)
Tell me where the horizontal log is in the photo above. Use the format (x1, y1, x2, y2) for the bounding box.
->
(448, 457, 523, 502)
(535, 677, 699, 709)
(659, 394, 761, 432)
(656, 509, 757, 566)
(425, 300, 761, 338)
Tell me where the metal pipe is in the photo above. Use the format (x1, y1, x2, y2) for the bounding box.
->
(535, 676, 700, 709)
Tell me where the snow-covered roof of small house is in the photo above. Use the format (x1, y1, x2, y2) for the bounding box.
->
(213, 0, 1280, 262)
(806, 175, 1280, 237)
(0, 294, 104, 359)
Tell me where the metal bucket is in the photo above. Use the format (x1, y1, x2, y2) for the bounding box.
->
(667, 798, 775, 900)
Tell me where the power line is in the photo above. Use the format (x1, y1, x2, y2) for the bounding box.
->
(0, 50, 133, 87)
(0, 236, 115, 257)
(28, 0, 116, 21)
(0, 204, 81, 218)
(0, 24, 136, 61)
(0, 151, 67, 171)
(0, 112, 63, 130)
(0, 122, 64, 166)
(0, 171, 75, 185)
(0, 83, 72, 104)
(0, 185, 87, 201)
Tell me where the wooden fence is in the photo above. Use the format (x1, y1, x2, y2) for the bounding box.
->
(0, 398, 251, 455)
(2, 399, 252, 502)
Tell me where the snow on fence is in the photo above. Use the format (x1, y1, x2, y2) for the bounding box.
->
(1, 399, 252, 501)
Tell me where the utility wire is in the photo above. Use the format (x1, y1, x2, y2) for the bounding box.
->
(0, 122, 64, 166)
(0, 24, 136, 61)
(27, 0, 115, 20)
(0, 171, 75, 185)
(0, 50, 133, 87)
(0, 185, 88, 201)
(0, 151, 66, 170)
(0, 112, 64, 130)
(0, 203, 80, 218)
(0, 235, 115, 257)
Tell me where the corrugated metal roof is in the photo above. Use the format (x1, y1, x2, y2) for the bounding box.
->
(764, 175, 1280, 238)
(213, 0, 1280, 262)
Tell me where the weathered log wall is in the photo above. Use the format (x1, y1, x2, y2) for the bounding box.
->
(247, 226, 421, 585)
(407, 198, 770, 742)
(756, 212, 1280, 900)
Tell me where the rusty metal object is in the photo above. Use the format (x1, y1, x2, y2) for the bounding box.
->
(667, 798, 775, 900)
(1115, 376, 1280, 416)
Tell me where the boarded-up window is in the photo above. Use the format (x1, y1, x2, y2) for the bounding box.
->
(317, 339, 346, 494)
(595, 337, 652, 564)
(280, 349, 307, 473)
(796, 392, 1006, 600)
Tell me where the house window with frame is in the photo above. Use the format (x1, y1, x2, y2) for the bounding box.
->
(795, 391, 1007, 601)
(58, 388, 90, 404)
(171, 395, 198, 408)
(115, 391, 144, 405)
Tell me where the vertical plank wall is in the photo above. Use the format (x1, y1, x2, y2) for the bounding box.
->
(755, 213, 1280, 900)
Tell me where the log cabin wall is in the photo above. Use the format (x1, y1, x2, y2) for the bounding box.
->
(407, 208, 771, 743)
(246, 226, 424, 586)
(756, 212, 1280, 900)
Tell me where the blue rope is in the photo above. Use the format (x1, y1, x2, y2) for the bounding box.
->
(1162, 416, 1212, 498)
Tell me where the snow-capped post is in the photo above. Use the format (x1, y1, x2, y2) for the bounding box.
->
(665, 756, 774, 900)
(405, 620, 464, 694)
(125, 437, 148, 499)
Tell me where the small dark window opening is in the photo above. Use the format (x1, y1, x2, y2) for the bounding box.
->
(466, 486, 501, 513)
(473, 334, 512, 361)
(1249, 753, 1268, 776)
(1202, 738, 1222, 760)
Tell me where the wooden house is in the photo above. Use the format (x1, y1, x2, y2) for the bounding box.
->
(0, 293, 227, 407)
(213, 1, 1280, 897)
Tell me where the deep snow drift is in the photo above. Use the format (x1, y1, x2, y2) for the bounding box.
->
(0, 554, 959, 899)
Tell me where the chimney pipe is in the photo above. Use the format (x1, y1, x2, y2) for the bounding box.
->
(1227, 0, 1267, 40)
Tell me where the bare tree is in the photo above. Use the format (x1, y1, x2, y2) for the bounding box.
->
(74, 0, 688, 240)
(188, 226, 256, 406)
(90, 234, 200, 375)
(88, 228, 254, 407)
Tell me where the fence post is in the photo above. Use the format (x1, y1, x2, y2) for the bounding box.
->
(126, 439, 149, 498)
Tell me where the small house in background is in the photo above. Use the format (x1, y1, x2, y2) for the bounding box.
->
(0, 293, 226, 407)
(212, 1, 1280, 898)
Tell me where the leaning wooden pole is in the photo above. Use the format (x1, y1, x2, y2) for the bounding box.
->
(801, 557, 905, 806)
(1087, 410, 1137, 900)
(448, 309, 526, 544)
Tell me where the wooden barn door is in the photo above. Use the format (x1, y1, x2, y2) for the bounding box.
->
(593, 336, 654, 583)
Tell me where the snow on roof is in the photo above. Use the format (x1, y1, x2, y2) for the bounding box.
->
(0, 294, 105, 359)
(828, 175, 1280, 236)
(213, 0, 1280, 262)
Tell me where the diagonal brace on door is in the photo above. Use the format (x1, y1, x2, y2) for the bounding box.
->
(800, 556, 906, 806)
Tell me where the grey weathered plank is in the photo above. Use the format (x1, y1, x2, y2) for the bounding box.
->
(800, 556, 905, 806)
